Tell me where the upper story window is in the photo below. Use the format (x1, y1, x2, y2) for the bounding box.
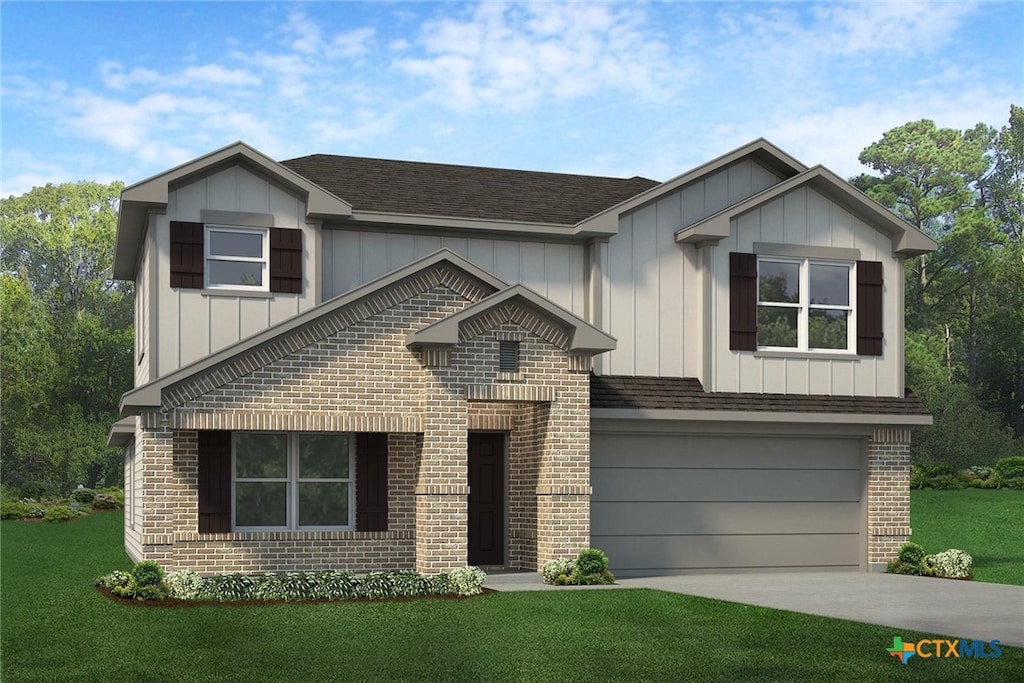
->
(757, 258, 854, 352)
(729, 252, 883, 357)
(169, 221, 303, 294)
(205, 226, 269, 291)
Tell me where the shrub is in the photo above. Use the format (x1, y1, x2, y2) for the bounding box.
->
(542, 558, 576, 585)
(447, 566, 486, 596)
(886, 542, 925, 576)
(165, 570, 204, 600)
(20, 499, 46, 518)
(1001, 477, 1024, 490)
(92, 492, 122, 510)
(995, 456, 1024, 481)
(95, 570, 131, 590)
(1, 499, 27, 519)
(923, 549, 973, 579)
(70, 487, 96, 504)
(43, 504, 75, 522)
(576, 548, 610, 575)
(196, 574, 258, 602)
(923, 474, 964, 490)
(897, 542, 925, 566)
(131, 560, 164, 588)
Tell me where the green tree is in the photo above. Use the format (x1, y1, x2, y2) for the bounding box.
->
(856, 106, 1024, 463)
(0, 181, 132, 493)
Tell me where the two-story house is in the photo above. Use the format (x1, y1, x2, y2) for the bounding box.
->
(108, 139, 935, 577)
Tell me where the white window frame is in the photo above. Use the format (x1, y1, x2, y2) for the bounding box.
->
(204, 225, 269, 292)
(757, 257, 856, 353)
(232, 432, 355, 532)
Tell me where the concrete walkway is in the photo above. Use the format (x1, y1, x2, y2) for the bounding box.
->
(484, 571, 1024, 648)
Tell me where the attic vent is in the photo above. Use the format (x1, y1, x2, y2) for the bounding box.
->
(498, 340, 520, 373)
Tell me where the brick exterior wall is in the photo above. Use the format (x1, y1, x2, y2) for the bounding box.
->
(131, 272, 593, 575)
(867, 427, 912, 567)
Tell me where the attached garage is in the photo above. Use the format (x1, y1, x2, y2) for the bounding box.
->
(590, 428, 867, 576)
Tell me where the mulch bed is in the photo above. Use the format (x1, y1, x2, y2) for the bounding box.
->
(96, 585, 496, 608)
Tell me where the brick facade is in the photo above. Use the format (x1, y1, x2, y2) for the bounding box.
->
(866, 427, 913, 568)
(130, 271, 593, 575)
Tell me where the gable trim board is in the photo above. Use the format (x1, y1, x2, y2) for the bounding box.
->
(675, 166, 938, 256)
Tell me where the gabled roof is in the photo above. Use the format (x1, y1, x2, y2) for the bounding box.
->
(591, 375, 932, 424)
(674, 165, 938, 256)
(575, 139, 807, 234)
(120, 249, 506, 415)
(113, 142, 352, 279)
(280, 154, 658, 226)
(407, 284, 616, 353)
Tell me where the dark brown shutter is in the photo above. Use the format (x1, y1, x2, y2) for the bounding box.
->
(270, 228, 303, 293)
(857, 260, 884, 356)
(197, 430, 232, 533)
(356, 433, 388, 532)
(730, 252, 758, 351)
(169, 221, 205, 289)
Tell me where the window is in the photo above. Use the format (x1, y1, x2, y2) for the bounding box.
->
(756, 258, 855, 352)
(205, 225, 269, 291)
(232, 432, 354, 530)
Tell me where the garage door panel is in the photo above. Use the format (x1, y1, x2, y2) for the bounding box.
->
(593, 434, 862, 470)
(589, 429, 865, 574)
(591, 501, 862, 536)
(591, 467, 861, 502)
(593, 533, 862, 576)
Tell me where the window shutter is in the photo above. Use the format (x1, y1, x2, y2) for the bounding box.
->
(356, 433, 388, 532)
(197, 430, 232, 533)
(169, 221, 205, 289)
(730, 252, 758, 351)
(270, 228, 303, 293)
(857, 260, 884, 356)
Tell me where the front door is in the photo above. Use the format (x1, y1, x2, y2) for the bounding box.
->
(468, 432, 505, 566)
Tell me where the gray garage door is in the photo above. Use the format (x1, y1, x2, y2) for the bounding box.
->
(590, 432, 865, 576)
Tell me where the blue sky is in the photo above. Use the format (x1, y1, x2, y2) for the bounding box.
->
(2, 1, 1022, 196)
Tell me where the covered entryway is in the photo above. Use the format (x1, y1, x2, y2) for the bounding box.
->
(468, 432, 505, 566)
(590, 428, 866, 577)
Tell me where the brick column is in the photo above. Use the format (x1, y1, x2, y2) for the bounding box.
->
(534, 372, 591, 569)
(415, 387, 469, 575)
(867, 427, 912, 569)
(135, 415, 177, 566)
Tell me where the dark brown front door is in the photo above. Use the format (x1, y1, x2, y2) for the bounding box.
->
(468, 432, 505, 566)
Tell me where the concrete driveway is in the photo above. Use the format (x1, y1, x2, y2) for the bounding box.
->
(484, 571, 1024, 648)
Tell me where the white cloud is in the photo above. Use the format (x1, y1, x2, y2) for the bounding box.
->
(181, 64, 261, 87)
(395, 2, 692, 111)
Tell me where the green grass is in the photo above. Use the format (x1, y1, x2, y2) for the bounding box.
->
(911, 489, 1024, 585)
(2, 513, 1021, 682)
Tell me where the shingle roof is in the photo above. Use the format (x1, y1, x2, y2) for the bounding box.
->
(590, 375, 931, 416)
(280, 155, 659, 225)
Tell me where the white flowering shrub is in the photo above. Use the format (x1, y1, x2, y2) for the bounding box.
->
(542, 558, 576, 585)
(95, 570, 131, 590)
(165, 570, 204, 599)
(923, 549, 973, 579)
(447, 566, 487, 596)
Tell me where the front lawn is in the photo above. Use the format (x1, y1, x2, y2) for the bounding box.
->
(911, 488, 1024, 585)
(2, 513, 1021, 681)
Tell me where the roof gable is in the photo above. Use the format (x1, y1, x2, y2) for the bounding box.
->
(114, 142, 352, 279)
(575, 139, 807, 234)
(674, 165, 938, 256)
(407, 284, 616, 354)
(120, 249, 506, 414)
